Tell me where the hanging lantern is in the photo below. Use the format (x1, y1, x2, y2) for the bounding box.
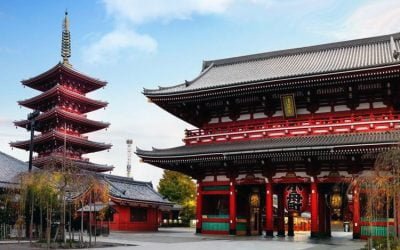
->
(284, 184, 309, 213)
(330, 185, 342, 217)
(250, 192, 260, 208)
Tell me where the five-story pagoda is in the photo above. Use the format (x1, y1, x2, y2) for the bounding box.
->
(10, 12, 112, 172)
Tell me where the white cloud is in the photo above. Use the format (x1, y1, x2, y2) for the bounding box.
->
(83, 28, 157, 64)
(332, 0, 400, 39)
(85, 0, 335, 63)
(85, 0, 237, 64)
(102, 0, 235, 24)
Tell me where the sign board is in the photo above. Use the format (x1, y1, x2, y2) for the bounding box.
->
(281, 94, 297, 118)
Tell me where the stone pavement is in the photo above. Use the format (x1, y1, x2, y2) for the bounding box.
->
(87, 228, 365, 250)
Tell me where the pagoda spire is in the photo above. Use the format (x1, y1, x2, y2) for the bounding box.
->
(61, 11, 72, 67)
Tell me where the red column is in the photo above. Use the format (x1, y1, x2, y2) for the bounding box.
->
(287, 212, 294, 236)
(229, 179, 237, 235)
(353, 186, 360, 239)
(265, 181, 274, 237)
(196, 181, 203, 234)
(310, 181, 319, 238)
(318, 192, 327, 236)
(277, 186, 285, 237)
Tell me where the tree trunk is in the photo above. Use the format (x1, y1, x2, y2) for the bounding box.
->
(387, 193, 391, 250)
(80, 200, 84, 247)
(69, 201, 72, 248)
(89, 192, 92, 247)
(46, 204, 51, 249)
(39, 204, 43, 240)
(94, 210, 97, 245)
(60, 188, 65, 245)
(30, 193, 34, 242)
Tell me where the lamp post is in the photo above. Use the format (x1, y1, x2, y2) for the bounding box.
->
(27, 110, 40, 172)
(26, 110, 39, 242)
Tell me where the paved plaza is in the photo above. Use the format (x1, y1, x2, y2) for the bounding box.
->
(0, 227, 367, 249)
(87, 228, 364, 250)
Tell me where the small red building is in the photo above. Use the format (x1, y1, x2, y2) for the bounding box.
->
(103, 175, 172, 231)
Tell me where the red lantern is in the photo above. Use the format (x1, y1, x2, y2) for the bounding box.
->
(284, 184, 309, 213)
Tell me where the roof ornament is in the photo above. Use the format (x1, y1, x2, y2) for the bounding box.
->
(61, 10, 72, 67)
(390, 36, 399, 60)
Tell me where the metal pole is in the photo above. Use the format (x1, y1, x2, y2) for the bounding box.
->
(27, 110, 39, 172)
(28, 120, 35, 172)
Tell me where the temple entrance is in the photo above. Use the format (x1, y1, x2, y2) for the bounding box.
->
(236, 184, 265, 236)
(311, 182, 350, 238)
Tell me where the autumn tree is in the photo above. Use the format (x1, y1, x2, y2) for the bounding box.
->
(158, 170, 196, 224)
(356, 148, 400, 250)
(16, 159, 109, 248)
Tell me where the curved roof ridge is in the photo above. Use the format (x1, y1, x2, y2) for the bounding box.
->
(143, 83, 186, 94)
(103, 174, 152, 185)
(144, 63, 215, 93)
(203, 32, 400, 68)
(22, 63, 107, 85)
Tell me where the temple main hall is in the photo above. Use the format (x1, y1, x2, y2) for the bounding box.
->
(137, 33, 400, 239)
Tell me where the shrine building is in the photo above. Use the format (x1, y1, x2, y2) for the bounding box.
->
(137, 33, 400, 238)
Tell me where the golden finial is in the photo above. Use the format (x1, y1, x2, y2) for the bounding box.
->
(61, 10, 72, 67)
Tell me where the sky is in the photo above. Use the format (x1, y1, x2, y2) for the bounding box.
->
(1, 0, 400, 187)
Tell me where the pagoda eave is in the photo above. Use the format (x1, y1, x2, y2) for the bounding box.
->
(14, 107, 110, 133)
(33, 155, 113, 172)
(22, 63, 107, 93)
(18, 84, 108, 113)
(10, 131, 112, 153)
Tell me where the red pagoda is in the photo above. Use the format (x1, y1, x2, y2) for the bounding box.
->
(137, 33, 400, 239)
(11, 12, 112, 172)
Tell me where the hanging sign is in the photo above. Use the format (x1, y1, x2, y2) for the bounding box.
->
(284, 184, 308, 213)
(281, 94, 297, 118)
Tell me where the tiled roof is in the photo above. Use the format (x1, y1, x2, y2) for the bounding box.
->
(102, 175, 172, 205)
(22, 63, 107, 91)
(31, 155, 114, 172)
(0, 151, 33, 188)
(137, 131, 400, 158)
(10, 130, 112, 153)
(144, 33, 400, 95)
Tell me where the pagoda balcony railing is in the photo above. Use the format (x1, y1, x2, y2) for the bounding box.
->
(184, 110, 400, 145)
(34, 153, 89, 162)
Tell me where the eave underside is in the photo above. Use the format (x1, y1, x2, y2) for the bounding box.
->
(14, 108, 110, 133)
(18, 84, 108, 113)
(137, 131, 400, 178)
(33, 155, 113, 172)
(22, 63, 106, 93)
(10, 131, 112, 154)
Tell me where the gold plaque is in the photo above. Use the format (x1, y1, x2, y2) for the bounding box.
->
(281, 94, 297, 118)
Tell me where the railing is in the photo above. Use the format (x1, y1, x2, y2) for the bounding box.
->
(184, 110, 400, 145)
(0, 224, 12, 239)
(35, 153, 89, 162)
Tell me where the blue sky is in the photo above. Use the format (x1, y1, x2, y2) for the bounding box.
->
(1, 0, 399, 186)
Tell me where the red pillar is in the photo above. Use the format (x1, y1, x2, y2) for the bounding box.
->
(277, 186, 285, 237)
(310, 181, 319, 238)
(318, 192, 327, 236)
(196, 181, 203, 234)
(229, 179, 237, 235)
(265, 181, 274, 237)
(353, 186, 360, 239)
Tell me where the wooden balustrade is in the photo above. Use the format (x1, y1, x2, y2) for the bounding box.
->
(184, 110, 400, 145)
